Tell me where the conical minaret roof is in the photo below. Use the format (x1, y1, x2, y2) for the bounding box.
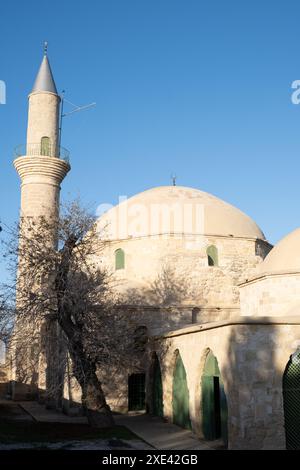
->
(31, 50, 58, 94)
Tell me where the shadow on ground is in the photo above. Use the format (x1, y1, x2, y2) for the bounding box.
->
(0, 400, 150, 450)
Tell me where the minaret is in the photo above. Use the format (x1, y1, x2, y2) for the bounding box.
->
(11, 45, 70, 401)
(14, 44, 70, 222)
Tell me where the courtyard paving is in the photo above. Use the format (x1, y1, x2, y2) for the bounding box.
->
(0, 399, 223, 450)
(115, 413, 223, 450)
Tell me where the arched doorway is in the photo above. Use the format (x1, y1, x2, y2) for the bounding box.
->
(283, 351, 300, 449)
(152, 354, 163, 417)
(172, 352, 191, 429)
(201, 351, 228, 444)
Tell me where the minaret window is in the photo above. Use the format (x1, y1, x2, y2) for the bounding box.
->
(115, 248, 125, 270)
(41, 136, 51, 156)
(192, 307, 200, 323)
(207, 245, 218, 267)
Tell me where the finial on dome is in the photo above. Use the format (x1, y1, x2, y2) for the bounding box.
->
(44, 41, 48, 56)
(171, 174, 177, 186)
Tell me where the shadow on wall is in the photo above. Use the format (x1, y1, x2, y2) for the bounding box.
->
(147, 319, 300, 450)
(146, 341, 194, 434)
(120, 263, 233, 333)
(121, 262, 239, 331)
(221, 321, 298, 450)
(123, 264, 193, 308)
(146, 342, 228, 448)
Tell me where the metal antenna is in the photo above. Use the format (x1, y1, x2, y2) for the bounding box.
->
(58, 93, 96, 149)
(171, 173, 177, 186)
(62, 99, 96, 117)
(58, 90, 65, 151)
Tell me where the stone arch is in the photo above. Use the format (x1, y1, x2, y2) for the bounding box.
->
(172, 349, 191, 429)
(283, 350, 300, 449)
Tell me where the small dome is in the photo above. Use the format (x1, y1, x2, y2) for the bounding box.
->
(97, 185, 265, 240)
(260, 228, 300, 274)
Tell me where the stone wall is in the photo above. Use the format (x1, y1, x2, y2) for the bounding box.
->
(240, 273, 300, 317)
(96, 235, 271, 329)
(149, 318, 300, 450)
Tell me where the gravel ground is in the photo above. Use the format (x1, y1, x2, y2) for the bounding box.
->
(0, 439, 152, 450)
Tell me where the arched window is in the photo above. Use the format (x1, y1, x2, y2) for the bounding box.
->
(207, 245, 218, 267)
(41, 136, 51, 156)
(115, 248, 125, 270)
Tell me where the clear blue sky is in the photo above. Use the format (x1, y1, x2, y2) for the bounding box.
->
(1, 1, 300, 279)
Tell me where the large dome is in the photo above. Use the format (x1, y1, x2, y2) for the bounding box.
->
(259, 228, 300, 274)
(97, 186, 265, 240)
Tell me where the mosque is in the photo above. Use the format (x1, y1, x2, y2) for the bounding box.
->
(4, 49, 300, 450)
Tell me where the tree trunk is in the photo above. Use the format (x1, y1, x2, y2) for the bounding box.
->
(56, 237, 114, 428)
(81, 369, 114, 428)
(66, 337, 114, 428)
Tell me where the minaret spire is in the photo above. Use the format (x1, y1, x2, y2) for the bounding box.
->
(31, 42, 57, 94)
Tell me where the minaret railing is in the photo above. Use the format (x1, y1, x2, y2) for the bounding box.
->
(14, 143, 70, 163)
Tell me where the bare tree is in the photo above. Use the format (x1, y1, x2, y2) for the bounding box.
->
(1, 201, 141, 427)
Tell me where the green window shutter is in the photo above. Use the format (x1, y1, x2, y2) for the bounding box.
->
(115, 249, 125, 270)
(207, 245, 218, 266)
(41, 136, 51, 156)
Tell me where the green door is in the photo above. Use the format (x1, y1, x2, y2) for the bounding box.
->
(153, 355, 163, 417)
(202, 375, 215, 439)
(172, 354, 191, 429)
(201, 352, 228, 444)
(283, 353, 300, 449)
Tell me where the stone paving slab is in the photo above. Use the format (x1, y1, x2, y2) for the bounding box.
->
(115, 414, 218, 450)
(19, 401, 88, 424)
(14, 401, 222, 450)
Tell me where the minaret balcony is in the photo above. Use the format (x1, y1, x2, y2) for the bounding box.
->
(14, 143, 70, 164)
